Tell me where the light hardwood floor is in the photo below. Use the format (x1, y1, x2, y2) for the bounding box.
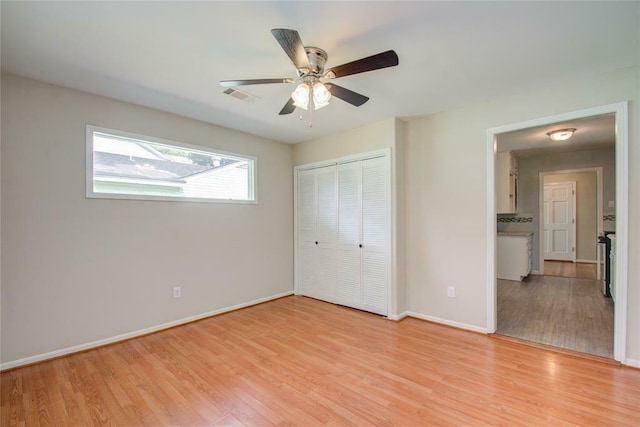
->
(544, 260, 597, 280)
(3, 296, 638, 426)
(497, 274, 613, 357)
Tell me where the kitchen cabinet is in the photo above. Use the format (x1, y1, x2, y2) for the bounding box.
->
(497, 233, 532, 281)
(296, 154, 390, 316)
(497, 152, 518, 214)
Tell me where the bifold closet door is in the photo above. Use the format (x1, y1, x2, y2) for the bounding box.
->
(296, 166, 337, 302)
(337, 161, 362, 309)
(336, 157, 388, 316)
(360, 156, 388, 315)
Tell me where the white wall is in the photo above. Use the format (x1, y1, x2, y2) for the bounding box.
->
(1, 74, 294, 364)
(406, 65, 639, 360)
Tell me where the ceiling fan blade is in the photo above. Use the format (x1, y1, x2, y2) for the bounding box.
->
(271, 28, 311, 70)
(324, 50, 399, 79)
(220, 78, 293, 87)
(279, 98, 296, 115)
(325, 83, 369, 107)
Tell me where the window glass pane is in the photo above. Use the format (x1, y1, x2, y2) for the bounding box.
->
(88, 128, 255, 203)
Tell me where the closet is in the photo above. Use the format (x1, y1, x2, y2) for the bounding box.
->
(295, 153, 389, 316)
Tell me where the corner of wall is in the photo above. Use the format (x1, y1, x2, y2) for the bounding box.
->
(392, 118, 408, 315)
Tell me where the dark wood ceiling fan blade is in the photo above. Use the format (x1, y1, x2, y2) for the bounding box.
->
(326, 83, 369, 107)
(271, 28, 310, 70)
(220, 78, 293, 87)
(279, 98, 296, 115)
(324, 50, 398, 79)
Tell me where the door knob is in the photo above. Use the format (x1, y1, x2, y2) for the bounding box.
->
(359, 244, 363, 248)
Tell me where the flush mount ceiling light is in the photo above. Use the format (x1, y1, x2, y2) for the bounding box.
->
(546, 128, 577, 142)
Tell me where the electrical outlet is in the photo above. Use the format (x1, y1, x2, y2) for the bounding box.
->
(447, 286, 456, 298)
(173, 287, 182, 298)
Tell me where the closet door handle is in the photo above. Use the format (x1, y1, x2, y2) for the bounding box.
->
(315, 241, 318, 245)
(359, 244, 363, 248)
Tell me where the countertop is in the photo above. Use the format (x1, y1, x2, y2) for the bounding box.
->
(498, 232, 533, 237)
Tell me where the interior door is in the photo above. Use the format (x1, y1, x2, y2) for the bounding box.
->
(543, 182, 576, 261)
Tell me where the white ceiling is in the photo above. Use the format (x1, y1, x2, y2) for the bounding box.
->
(498, 114, 616, 159)
(1, 1, 638, 144)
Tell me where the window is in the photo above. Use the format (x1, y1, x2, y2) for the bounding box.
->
(86, 126, 256, 203)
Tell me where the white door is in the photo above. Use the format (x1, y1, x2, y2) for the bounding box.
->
(315, 166, 337, 302)
(297, 169, 317, 297)
(543, 182, 576, 261)
(360, 157, 388, 315)
(297, 166, 337, 301)
(336, 157, 388, 316)
(337, 161, 362, 309)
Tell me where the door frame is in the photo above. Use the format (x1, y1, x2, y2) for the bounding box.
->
(485, 102, 628, 363)
(539, 167, 603, 273)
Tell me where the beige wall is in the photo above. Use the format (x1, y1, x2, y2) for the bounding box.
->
(406, 65, 639, 361)
(1, 74, 294, 364)
(292, 118, 397, 166)
(544, 172, 597, 261)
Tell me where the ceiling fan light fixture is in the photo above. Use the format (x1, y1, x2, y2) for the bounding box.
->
(546, 128, 577, 142)
(312, 82, 331, 110)
(291, 83, 310, 110)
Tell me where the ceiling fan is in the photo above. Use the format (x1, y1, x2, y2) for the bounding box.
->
(220, 29, 399, 115)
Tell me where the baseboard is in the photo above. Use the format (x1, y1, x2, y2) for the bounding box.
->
(531, 269, 541, 275)
(576, 259, 597, 264)
(387, 311, 408, 321)
(405, 311, 488, 334)
(624, 358, 640, 369)
(0, 290, 294, 371)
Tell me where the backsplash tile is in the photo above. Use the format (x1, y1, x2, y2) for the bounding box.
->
(497, 216, 533, 223)
(604, 213, 615, 231)
(497, 213, 534, 233)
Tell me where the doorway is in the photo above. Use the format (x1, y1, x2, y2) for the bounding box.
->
(541, 168, 602, 280)
(543, 181, 576, 262)
(486, 102, 628, 363)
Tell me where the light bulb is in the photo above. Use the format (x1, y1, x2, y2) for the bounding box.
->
(291, 83, 309, 110)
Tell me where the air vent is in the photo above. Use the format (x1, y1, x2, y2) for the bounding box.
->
(222, 88, 259, 103)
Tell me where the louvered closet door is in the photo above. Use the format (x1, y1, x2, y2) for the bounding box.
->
(296, 169, 317, 297)
(360, 156, 388, 315)
(315, 166, 337, 302)
(337, 161, 362, 309)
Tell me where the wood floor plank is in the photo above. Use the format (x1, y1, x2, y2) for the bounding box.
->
(2, 296, 639, 426)
(497, 274, 613, 357)
(544, 260, 597, 279)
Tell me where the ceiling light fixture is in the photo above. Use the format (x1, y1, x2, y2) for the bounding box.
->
(291, 80, 332, 111)
(546, 128, 577, 142)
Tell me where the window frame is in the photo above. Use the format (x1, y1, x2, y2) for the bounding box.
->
(86, 125, 257, 204)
